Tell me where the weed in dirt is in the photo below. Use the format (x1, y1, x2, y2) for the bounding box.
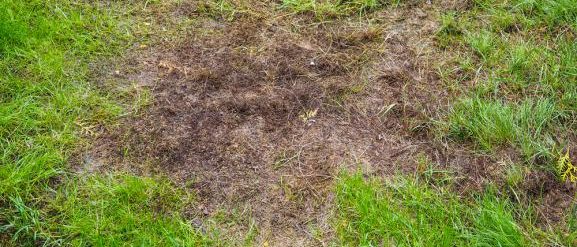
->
(557, 150, 577, 182)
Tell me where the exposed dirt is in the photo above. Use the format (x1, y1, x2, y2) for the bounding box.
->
(82, 0, 576, 245)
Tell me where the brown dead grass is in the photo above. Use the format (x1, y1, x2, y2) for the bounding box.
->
(79, 0, 575, 245)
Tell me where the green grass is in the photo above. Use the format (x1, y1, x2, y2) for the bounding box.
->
(447, 97, 558, 158)
(10, 174, 210, 246)
(2, 0, 576, 245)
(281, 0, 399, 18)
(438, 0, 577, 165)
(0, 0, 209, 245)
(335, 172, 577, 246)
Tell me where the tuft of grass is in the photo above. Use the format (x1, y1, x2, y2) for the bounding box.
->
(469, 195, 525, 247)
(465, 30, 497, 61)
(281, 0, 399, 19)
(446, 97, 558, 159)
(335, 171, 577, 246)
(436, 12, 464, 48)
(198, 0, 241, 21)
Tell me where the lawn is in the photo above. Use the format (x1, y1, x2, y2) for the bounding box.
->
(1, 0, 576, 246)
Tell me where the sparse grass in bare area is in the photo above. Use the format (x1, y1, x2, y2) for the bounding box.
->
(281, 0, 400, 18)
(430, 1, 577, 244)
(439, 0, 577, 164)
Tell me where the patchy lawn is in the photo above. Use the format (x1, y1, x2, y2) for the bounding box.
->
(2, 0, 576, 246)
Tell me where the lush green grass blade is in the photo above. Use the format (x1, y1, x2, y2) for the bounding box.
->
(470, 195, 525, 247)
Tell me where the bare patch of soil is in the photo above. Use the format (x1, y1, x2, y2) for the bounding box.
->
(83, 0, 576, 245)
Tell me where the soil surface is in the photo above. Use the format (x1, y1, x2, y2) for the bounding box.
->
(82, 1, 576, 245)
